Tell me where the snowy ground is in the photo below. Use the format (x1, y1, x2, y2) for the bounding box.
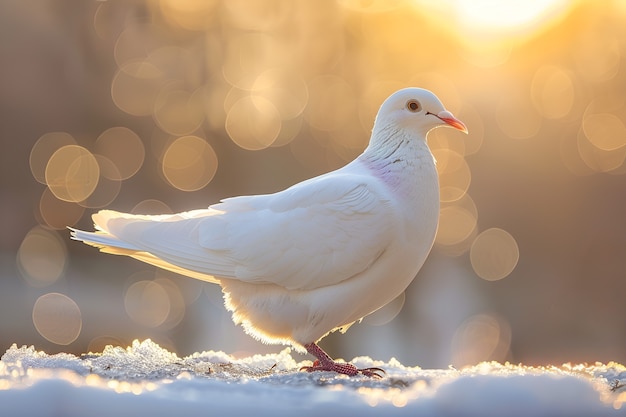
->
(1, 340, 626, 416)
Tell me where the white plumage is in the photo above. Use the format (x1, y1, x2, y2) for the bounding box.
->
(71, 88, 467, 377)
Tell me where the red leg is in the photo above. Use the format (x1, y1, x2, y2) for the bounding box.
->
(300, 342, 385, 378)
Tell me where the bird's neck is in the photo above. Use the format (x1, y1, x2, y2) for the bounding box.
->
(358, 124, 438, 198)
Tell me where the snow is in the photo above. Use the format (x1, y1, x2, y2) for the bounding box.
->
(1, 340, 625, 416)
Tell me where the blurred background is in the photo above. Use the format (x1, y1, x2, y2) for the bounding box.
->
(1, 0, 626, 369)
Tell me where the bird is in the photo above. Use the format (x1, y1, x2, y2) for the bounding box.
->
(70, 87, 467, 378)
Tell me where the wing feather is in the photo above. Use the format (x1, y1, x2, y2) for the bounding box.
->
(199, 174, 395, 290)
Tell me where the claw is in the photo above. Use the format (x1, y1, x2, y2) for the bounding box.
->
(358, 367, 386, 379)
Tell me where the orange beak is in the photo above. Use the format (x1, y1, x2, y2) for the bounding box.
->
(437, 110, 468, 134)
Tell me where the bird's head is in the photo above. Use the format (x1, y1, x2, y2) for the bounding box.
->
(374, 88, 468, 137)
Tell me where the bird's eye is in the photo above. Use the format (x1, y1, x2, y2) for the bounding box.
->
(406, 99, 421, 112)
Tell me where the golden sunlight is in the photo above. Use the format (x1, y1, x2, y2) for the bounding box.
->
(450, 0, 570, 34)
(416, 0, 573, 38)
(413, 0, 577, 65)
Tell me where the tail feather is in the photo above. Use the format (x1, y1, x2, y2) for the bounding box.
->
(69, 210, 224, 284)
(69, 228, 138, 251)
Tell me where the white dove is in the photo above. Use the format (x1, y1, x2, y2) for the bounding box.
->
(70, 88, 467, 377)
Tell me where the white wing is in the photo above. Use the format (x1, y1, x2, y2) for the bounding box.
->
(76, 172, 396, 291)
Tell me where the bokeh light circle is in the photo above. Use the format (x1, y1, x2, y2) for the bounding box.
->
(270, 114, 304, 148)
(531, 65, 574, 119)
(39, 187, 85, 229)
(433, 149, 471, 202)
(87, 336, 125, 354)
(154, 278, 186, 330)
(582, 113, 626, 152)
(225, 95, 282, 150)
(32, 293, 82, 345)
(153, 87, 205, 136)
(470, 228, 519, 281)
(30, 132, 77, 185)
(78, 155, 122, 208)
(461, 109, 484, 156)
(222, 33, 275, 89)
(436, 204, 477, 248)
(162, 135, 218, 191)
(17, 226, 67, 287)
(451, 313, 511, 367)
(124, 280, 171, 328)
(95, 127, 145, 180)
(132, 199, 173, 215)
(113, 22, 163, 68)
(576, 127, 626, 173)
(251, 68, 309, 120)
(45, 145, 100, 203)
(111, 62, 164, 116)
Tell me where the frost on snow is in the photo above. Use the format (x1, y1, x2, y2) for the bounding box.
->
(1, 339, 626, 417)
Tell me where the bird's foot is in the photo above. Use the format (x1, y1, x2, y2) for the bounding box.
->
(301, 343, 385, 378)
(301, 360, 385, 378)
